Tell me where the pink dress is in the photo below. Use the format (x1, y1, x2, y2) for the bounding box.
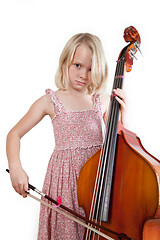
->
(38, 89, 103, 240)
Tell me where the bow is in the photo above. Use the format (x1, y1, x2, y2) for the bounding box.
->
(6, 169, 133, 240)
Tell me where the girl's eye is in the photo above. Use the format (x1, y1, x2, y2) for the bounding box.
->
(74, 63, 81, 68)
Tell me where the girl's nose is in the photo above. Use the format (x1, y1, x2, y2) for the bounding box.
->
(80, 69, 87, 79)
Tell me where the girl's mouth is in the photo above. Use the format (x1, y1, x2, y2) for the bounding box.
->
(76, 80, 86, 85)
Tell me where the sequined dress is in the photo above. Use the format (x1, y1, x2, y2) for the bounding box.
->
(38, 89, 104, 240)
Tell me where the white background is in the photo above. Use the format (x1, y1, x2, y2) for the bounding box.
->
(0, 0, 160, 239)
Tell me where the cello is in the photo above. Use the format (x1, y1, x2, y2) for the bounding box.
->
(77, 26, 160, 240)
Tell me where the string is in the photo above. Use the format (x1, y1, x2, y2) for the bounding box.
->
(98, 60, 124, 220)
(84, 147, 104, 239)
(97, 60, 124, 218)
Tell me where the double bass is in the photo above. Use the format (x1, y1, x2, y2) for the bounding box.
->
(77, 26, 160, 240)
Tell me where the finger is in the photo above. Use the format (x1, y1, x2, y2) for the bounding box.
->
(113, 88, 126, 100)
(24, 183, 29, 192)
(115, 96, 125, 108)
(113, 89, 127, 106)
(18, 183, 25, 196)
(21, 184, 28, 198)
(14, 186, 25, 197)
(22, 192, 28, 198)
(16, 182, 27, 197)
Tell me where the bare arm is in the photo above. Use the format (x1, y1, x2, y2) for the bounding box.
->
(6, 94, 54, 197)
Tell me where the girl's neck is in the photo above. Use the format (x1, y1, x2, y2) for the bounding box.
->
(65, 88, 90, 97)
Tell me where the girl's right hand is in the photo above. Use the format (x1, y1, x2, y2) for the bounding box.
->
(9, 166, 29, 198)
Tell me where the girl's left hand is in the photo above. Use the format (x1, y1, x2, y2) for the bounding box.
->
(113, 88, 128, 127)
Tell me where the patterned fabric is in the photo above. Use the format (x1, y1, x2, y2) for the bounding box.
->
(38, 89, 104, 240)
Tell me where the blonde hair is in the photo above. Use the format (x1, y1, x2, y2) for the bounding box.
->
(55, 33, 108, 94)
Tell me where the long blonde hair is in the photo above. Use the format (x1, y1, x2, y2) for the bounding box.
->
(55, 33, 108, 94)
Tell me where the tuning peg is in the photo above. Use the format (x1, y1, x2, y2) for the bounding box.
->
(129, 48, 138, 60)
(138, 47, 143, 57)
(134, 41, 143, 57)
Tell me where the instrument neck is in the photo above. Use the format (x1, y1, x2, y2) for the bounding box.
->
(93, 59, 125, 222)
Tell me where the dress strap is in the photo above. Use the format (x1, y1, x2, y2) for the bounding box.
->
(45, 89, 65, 115)
(93, 93, 102, 113)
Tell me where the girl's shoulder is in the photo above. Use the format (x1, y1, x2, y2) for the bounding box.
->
(44, 89, 64, 119)
(39, 91, 55, 120)
(45, 88, 61, 100)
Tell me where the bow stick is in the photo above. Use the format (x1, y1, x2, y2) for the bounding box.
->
(6, 169, 133, 240)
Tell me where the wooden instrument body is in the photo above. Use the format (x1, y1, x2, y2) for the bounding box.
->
(77, 123, 160, 240)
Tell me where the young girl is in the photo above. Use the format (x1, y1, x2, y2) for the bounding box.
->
(6, 33, 127, 240)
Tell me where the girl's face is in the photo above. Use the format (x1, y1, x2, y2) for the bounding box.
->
(68, 44, 92, 93)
